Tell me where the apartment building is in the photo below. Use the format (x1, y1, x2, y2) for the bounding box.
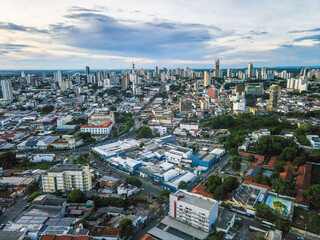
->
(80, 122, 113, 135)
(42, 164, 93, 193)
(169, 189, 218, 232)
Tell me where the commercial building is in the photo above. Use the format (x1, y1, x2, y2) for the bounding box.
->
(169, 189, 218, 232)
(248, 63, 253, 78)
(80, 122, 113, 135)
(208, 88, 219, 98)
(42, 164, 93, 193)
(307, 135, 320, 149)
(179, 100, 193, 114)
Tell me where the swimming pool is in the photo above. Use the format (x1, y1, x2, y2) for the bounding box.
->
(265, 195, 292, 216)
(262, 169, 274, 177)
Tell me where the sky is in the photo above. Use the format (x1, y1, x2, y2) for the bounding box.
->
(0, 0, 319, 70)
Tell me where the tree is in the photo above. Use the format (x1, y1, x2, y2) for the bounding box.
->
(0, 152, 17, 169)
(279, 147, 298, 161)
(275, 219, 291, 233)
(303, 184, 320, 208)
(47, 145, 54, 150)
(274, 162, 285, 173)
(272, 178, 292, 195)
(67, 189, 87, 203)
(27, 192, 40, 202)
(223, 176, 239, 193)
(248, 154, 255, 162)
(119, 219, 133, 238)
(27, 181, 39, 193)
(161, 189, 171, 198)
(139, 142, 145, 148)
(125, 176, 142, 188)
(178, 181, 188, 189)
(214, 185, 226, 200)
(207, 175, 222, 193)
(137, 126, 152, 138)
(232, 161, 241, 171)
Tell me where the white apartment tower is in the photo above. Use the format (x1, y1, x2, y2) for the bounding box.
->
(169, 189, 218, 232)
(1, 79, 14, 101)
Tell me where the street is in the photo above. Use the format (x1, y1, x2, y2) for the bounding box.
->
(0, 197, 28, 226)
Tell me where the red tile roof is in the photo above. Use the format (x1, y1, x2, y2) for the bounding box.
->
(296, 163, 312, 190)
(191, 184, 214, 198)
(243, 180, 272, 191)
(238, 152, 265, 161)
(81, 122, 112, 129)
(140, 234, 156, 240)
(279, 161, 294, 181)
(266, 157, 278, 170)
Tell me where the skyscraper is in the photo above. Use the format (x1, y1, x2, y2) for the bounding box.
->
(227, 68, 233, 78)
(203, 71, 209, 87)
(155, 66, 159, 75)
(54, 70, 62, 82)
(214, 59, 220, 78)
(85, 66, 90, 75)
(248, 63, 253, 78)
(268, 84, 280, 110)
(1, 79, 14, 101)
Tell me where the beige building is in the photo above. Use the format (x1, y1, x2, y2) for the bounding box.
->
(268, 84, 280, 110)
(42, 164, 93, 193)
(203, 71, 209, 87)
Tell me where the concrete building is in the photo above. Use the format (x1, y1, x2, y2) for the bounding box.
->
(81, 122, 113, 135)
(169, 189, 218, 232)
(1, 79, 14, 101)
(42, 164, 93, 193)
(248, 63, 253, 78)
(203, 71, 209, 87)
(214, 59, 220, 78)
(268, 84, 280, 110)
(179, 100, 193, 114)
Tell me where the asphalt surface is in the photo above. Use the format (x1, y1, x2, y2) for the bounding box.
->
(0, 197, 28, 226)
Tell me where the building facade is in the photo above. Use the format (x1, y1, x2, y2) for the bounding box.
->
(169, 189, 218, 232)
(42, 164, 93, 193)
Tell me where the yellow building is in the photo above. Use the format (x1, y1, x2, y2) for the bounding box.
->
(42, 164, 92, 193)
(268, 85, 280, 110)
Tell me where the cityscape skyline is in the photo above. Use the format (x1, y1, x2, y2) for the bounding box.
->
(0, 0, 319, 69)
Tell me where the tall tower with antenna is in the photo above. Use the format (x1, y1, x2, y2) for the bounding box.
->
(132, 61, 135, 74)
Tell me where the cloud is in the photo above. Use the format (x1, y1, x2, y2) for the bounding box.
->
(0, 22, 48, 33)
(294, 34, 320, 42)
(288, 27, 320, 33)
(49, 12, 233, 60)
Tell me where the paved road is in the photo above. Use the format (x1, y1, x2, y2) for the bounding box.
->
(0, 197, 28, 226)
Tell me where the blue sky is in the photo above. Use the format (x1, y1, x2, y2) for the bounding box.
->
(0, 0, 319, 69)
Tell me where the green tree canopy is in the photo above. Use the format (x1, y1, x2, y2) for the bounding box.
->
(0, 151, 17, 169)
(303, 184, 320, 208)
(126, 176, 142, 188)
(207, 175, 222, 193)
(178, 181, 188, 189)
(67, 189, 87, 203)
(119, 218, 133, 238)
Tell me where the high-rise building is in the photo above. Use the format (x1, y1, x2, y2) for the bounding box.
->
(122, 73, 129, 90)
(85, 66, 90, 75)
(248, 63, 253, 78)
(1, 79, 14, 101)
(203, 71, 209, 87)
(54, 70, 62, 82)
(268, 84, 280, 110)
(169, 189, 219, 232)
(21, 71, 26, 78)
(200, 100, 209, 110)
(42, 164, 93, 193)
(214, 59, 220, 78)
(155, 66, 159, 75)
(41, 71, 46, 78)
(316, 69, 320, 80)
(227, 68, 233, 78)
